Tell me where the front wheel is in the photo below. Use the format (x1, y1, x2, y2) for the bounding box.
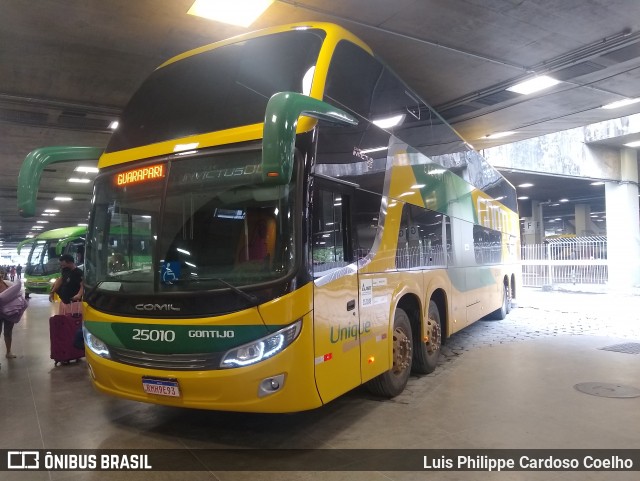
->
(366, 308, 413, 398)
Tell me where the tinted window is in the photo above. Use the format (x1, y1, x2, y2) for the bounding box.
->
(396, 204, 447, 269)
(107, 30, 325, 152)
(324, 40, 382, 117)
(473, 225, 503, 265)
(312, 189, 349, 277)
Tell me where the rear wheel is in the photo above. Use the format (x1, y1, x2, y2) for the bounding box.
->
(366, 308, 413, 398)
(488, 284, 509, 320)
(412, 300, 441, 374)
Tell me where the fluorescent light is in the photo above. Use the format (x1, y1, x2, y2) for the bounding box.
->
(623, 140, 640, 147)
(77, 223, 88, 227)
(559, 198, 569, 203)
(75, 166, 99, 174)
(373, 114, 405, 129)
(359, 146, 388, 154)
(36, 220, 49, 224)
(31, 226, 44, 230)
(601, 98, 640, 109)
(518, 183, 534, 188)
(302, 66, 315, 96)
(187, 0, 274, 27)
(590, 181, 604, 185)
(108, 120, 119, 130)
(176, 248, 191, 256)
(68, 178, 91, 183)
(174, 142, 199, 152)
(44, 209, 60, 213)
(54, 196, 73, 201)
(485, 131, 516, 139)
(506, 75, 561, 95)
(517, 196, 529, 200)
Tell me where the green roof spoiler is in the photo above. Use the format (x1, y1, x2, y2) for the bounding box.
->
(18, 146, 103, 218)
(16, 238, 35, 255)
(262, 92, 358, 185)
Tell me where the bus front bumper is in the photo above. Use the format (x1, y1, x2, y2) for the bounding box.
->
(84, 329, 322, 413)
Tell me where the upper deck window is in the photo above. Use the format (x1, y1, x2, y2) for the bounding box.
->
(106, 29, 325, 153)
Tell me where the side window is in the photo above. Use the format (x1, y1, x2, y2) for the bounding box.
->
(312, 188, 350, 276)
(397, 204, 447, 269)
(353, 189, 380, 259)
(324, 40, 382, 117)
(473, 225, 503, 265)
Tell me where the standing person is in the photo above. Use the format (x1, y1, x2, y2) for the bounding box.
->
(9, 266, 16, 282)
(49, 255, 83, 306)
(16, 264, 22, 280)
(0, 277, 17, 359)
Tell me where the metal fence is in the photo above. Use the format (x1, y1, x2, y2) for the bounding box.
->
(521, 236, 608, 287)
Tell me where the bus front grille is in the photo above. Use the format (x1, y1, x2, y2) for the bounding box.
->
(108, 346, 223, 371)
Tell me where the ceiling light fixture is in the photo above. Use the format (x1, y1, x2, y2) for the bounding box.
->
(187, 0, 274, 27)
(590, 181, 605, 185)
(54, 196, 73, 202)
(485, 131, 516, 139)
(517, 196, 529, 200)
(518, 183, 534, 188)
(601, 98, 640, 109)
(109, 120, 119, 130)
(75, 166, 99, 174)
(68, 178, 91, 183)
(506, 75, 561, 95)
(372, 114, 405, 129)
(623, 140, 640, 148)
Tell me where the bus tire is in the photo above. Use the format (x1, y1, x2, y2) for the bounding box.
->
(366, 308, 413, 398)
(488, 284, 509, 320)
(412, 300, 441, 374)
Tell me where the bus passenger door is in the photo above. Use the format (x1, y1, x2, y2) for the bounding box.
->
(311, 180, 361, 404)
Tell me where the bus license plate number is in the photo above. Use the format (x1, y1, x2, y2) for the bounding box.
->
(142, 377, 180, 397)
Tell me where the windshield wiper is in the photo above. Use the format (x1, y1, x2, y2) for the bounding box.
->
(210, 277, 258, 305)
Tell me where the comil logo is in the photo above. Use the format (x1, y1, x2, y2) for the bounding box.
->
(7, 451, 39, 469)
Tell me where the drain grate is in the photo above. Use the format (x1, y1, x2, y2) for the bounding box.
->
(599, 342, 640, 354)
(574, 382, 640, 398)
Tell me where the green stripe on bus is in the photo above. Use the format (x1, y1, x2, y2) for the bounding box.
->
(84, 321, 277, 354)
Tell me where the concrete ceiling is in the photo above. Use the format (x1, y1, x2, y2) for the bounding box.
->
(2, 0, 640, 248)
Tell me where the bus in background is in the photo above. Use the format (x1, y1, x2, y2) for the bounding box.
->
(18, 23, 519, 412)
(17, 226, 86, 296)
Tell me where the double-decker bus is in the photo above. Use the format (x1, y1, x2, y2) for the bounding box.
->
(18, 22, 519, 412)
(17, 226, 86, 296)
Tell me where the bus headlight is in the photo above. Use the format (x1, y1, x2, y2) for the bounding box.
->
(83, 327, 111, 359)
(50, 278, 57, 284)
(220, 320, 301, 368)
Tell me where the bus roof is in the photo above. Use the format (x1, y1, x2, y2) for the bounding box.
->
(25, 225, 87, 242)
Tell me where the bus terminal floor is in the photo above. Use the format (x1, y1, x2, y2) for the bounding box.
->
(1, 287, 640, 481)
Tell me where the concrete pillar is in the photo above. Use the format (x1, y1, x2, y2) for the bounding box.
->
(605, 148, 640, 289)
(522, 200, 544, 245)
(574, 204, 591, 236)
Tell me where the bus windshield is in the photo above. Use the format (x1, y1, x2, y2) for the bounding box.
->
(106, 29, 325, 153)
(26, 240, 59, 276)
(85, 149, 296, 294)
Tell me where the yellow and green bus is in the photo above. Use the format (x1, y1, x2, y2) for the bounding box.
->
(17, 226, 86, 296)
(18, 22, 519, 412)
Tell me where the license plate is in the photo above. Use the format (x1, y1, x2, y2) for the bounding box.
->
(142, 377, 181, 397)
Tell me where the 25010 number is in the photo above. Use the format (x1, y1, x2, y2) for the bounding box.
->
(132, 329, 176, 342)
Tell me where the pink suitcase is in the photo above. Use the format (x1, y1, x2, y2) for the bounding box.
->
(49, 305, 85, 365)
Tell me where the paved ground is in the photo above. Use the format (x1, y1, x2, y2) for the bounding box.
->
(395, 287, 640, 402)
(2, 287, 640, 481)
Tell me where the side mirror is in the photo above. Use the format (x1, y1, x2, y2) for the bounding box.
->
(18, 146, 103, 217)
(262, 92, 358, 185)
